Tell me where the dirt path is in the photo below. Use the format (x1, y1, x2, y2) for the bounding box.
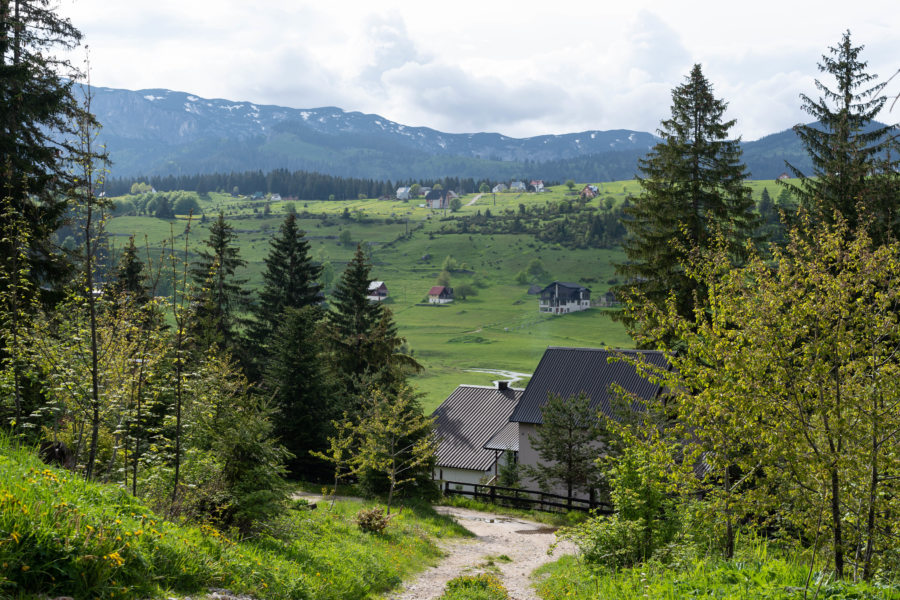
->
(386, 506, 574, 600)
(465, 193, 483, 207)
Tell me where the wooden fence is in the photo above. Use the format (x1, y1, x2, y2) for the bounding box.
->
(441, 480, 613, 514)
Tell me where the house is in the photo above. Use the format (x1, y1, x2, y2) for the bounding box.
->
(428, 285, 454, 304)
(432, 382, 524, 485)
(425, 189, 449, 209)
(510, 181, 526, 192)
(367, 281, 388, 301)
(270, 193, 282, 202)
(396, 187, 411, 200)
(597, 290, 618, 307)
(492, 183, 508, 193)
(509, 347, 669, 498)
(538, 282, 591, 314)
(777, 172, 790, 181)
(580, 185, 598, 199)
(529, 180, 545, 192)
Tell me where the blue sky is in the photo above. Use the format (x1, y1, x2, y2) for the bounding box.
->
(58, 0, 899, 140)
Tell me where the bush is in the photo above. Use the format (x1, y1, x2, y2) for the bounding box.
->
(442, 573, 510, 600)
(355, 506, 392, 533)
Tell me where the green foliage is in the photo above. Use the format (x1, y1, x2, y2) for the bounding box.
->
(523, 393, 605, 500)
(339, 228, 353, 245)
(454, 283, 476, 300)
(617, 64, 758, 340)
(440, 573, 510, 600)
(437, 269, 452, 287)
(450, 197, 462, 212)
(784, 31, 899, 243)
(565, 179, 576, 191)
(535, 544, 900, 600)
(559, 445, 676, 568)
(0, 435, 469, 599)
(624, 218, 900, 578)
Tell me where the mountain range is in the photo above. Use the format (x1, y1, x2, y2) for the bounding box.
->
(89, 85, 816, 182)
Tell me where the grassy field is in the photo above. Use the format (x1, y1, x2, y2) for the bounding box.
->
(105, 180, 794, 412)
(0, 435, 470, 599)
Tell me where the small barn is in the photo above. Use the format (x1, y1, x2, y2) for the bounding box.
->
(510, 181, 526, 192)
(396, 186, 411, 200)
(367, 281, 388, 301)
(428, 285, 454, 304)
(433, 383, 523, 485)
(492, 183, 508, 193)
(425, 189, 449, 209)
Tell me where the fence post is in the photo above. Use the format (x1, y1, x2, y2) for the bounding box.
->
(491, 485, 496, 504)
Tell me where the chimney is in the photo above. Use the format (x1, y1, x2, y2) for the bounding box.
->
(497, 380, 509, 391)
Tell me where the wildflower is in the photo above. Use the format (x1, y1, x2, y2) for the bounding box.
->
(21, 565, 29, 572)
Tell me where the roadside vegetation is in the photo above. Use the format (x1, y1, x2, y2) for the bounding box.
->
(0, 434, 469, 599)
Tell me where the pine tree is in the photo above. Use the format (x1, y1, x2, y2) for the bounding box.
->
(263, 306, 335, 478)
(1, 0, 89, 290)
(112, 236, 148, 303)
(616, 64, 758, 335)
(190, 212, 250, 355)
(249, 213, 322, 358)
(783, 31, 898, 243)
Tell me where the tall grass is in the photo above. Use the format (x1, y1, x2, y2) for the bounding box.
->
(534, 538, 900, 600)
(0, 436, 469, 599)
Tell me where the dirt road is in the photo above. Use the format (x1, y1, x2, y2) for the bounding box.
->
(386, 506, 574, 600)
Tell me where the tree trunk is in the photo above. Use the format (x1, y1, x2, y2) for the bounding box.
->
(724, 464, 734, 559)
(831, 467, 844, 579)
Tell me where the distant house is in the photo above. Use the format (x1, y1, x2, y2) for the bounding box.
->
(529, 180, 545, 192)
(598, 290, 618, 307)
(509, 347, 669, 499)
(538, 282, 591, 314)
(777, 172, 790, 181)
(580, 185, 598, 199)
(396, 187, 411, 200)
(428, 285, 454, 304)
(425, 189, 449, 209)
(270, 193, 282, 202)
(367, 281, 388, 302)
(419, 187, 432, 196)
(492, 183, 508, 193)
(433, 383, 523, 485)
(251, 191, 265, 200)
(510, 181, 526, 192)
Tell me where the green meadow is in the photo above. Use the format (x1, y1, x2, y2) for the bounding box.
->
(106, 180, 794, 412)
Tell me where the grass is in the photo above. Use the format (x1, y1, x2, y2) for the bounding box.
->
(0, 436, 471, 599)
(439, 573, 510, 600)
(533, 540, 900, 600)
(105, 180, 790, 412)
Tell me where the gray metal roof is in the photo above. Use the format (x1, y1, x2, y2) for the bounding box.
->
(484, 421, 518, 452)
(509, 347, 668, 425)
(433, 385, 523, 471)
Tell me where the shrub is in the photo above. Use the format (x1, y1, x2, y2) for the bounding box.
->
(442, 573, 510, 600)
(355, 506, 392, 533)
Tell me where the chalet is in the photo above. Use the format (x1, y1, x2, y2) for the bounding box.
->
(510, 181, 526, 192)
(425, 189, 449, 209)
(529, 180, 545, 192)
(396, 186, 411, 200)
(428, 285, 454, 304)
(270, 193, 282, 202)
(366, 281, 388, 302)
(580, 185, 598, 199)
(433, 383, 523, 485)
(777, 172, 790, 181)
(538, 282, 591, 314)
(492, 183, 508, 193)
(509, 347, 669, 498)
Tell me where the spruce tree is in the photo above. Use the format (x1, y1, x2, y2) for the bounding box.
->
(249, 213, 322, 357)
(263, 306, 335, 478)
(783, 31, 898, 243)
(112, 236, 148, 303)
(616, 64, 758, 336)
(190, 212, 250, 355)
(1, 0, 89, 290)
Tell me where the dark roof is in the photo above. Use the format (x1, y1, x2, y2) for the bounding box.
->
(527, 284, 543, 295)
(539, 281, 590, 293)
(509, 347, 668, 425)
(433, 385, 523, 471)
(425, 189, 446, 200)
(429, 285, 451, 295)
(484, 422, 518, 452)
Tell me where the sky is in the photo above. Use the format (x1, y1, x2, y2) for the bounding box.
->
(57, 0, 899, 141)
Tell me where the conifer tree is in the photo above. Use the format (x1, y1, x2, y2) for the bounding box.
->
(616, 64, 758, 337)
(264, 306, 335, 477)
(783, 31, 898, 243)
(249, 213, 321, 359)
(190, 212, 250, 355)
(112, 236, 148, 303)
(1, 0, 90, 290)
